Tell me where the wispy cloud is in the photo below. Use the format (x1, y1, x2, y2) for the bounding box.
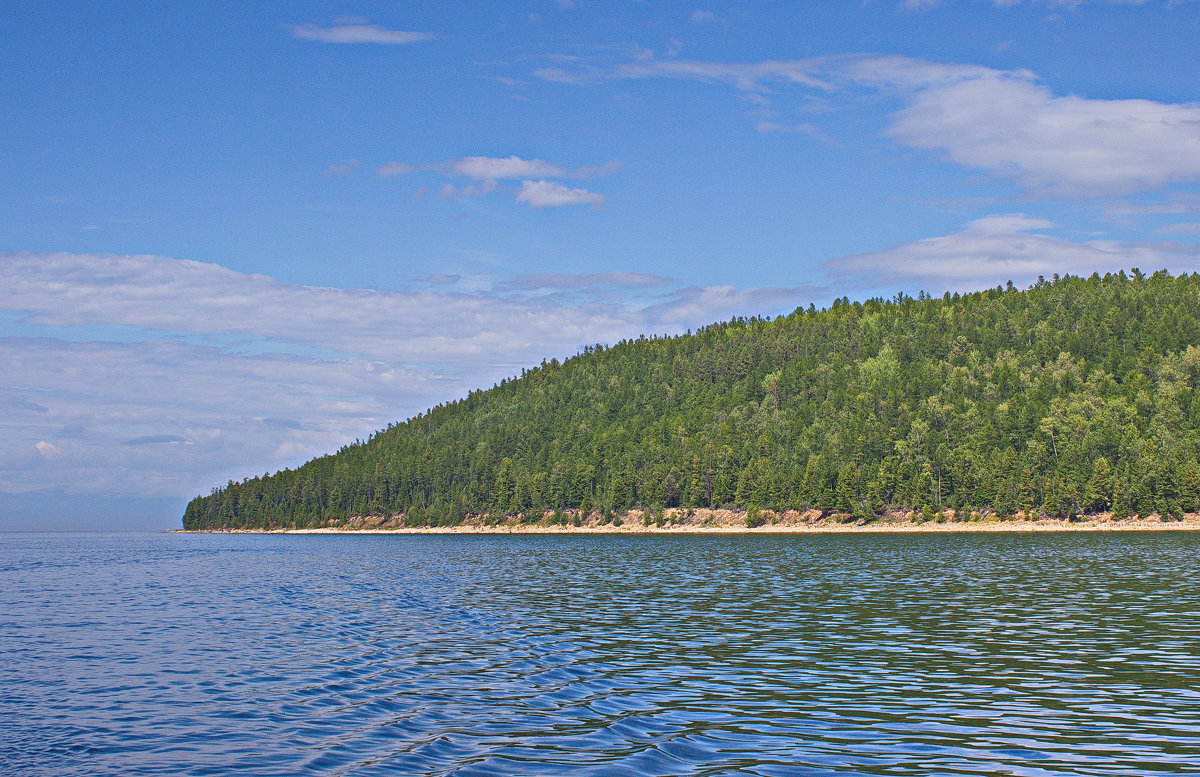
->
(904, 0, 1165, 10)
(451, 156, 567, 180)
(323, 158, 360, 177)
(539, 52, 1200, 198)
(375, 162, 416, 178)
(290, 23, 434, 44)
(371, 154, 620, 208)
(824, 214, 1200, 291)
(0, 252, 819, 497)
(0, 252, 634, 363)
(612, 58, 834, 91)
(515, 179, 606, 209)
(1155, 222, 1200, 235)
(756, 121, 838, 145)
(122, 435, 189, 446)
(571, 160, 626, 179)
(0, 336, 439, 497)
(445, 156, 623, 181)
(645, 284, 825, 325)
(1105, 194, 1200, 217)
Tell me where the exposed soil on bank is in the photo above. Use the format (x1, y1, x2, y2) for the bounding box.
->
(182, 507, 1200, 534)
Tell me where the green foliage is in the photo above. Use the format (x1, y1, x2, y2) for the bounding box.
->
(183, 270, 1200, 530)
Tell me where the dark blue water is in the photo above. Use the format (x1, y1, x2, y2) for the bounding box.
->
(3, 532, 1200, 776)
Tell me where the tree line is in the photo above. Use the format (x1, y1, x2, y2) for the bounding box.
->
(183, 270, 1200, 529)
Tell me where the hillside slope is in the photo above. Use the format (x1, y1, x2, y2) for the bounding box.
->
(183, 270, 1200, 529)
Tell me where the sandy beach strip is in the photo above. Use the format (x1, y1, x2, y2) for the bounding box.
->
(186, 517, 1200, 535)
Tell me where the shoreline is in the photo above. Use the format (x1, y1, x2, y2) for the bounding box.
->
(179, 517, 1200, 535)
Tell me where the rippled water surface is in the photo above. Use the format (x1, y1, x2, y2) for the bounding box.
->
(4, 531, 1200, 776)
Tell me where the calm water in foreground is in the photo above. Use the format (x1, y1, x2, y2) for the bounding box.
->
(2, 532, 1199, 776)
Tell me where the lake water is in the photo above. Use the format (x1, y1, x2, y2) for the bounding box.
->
(3, 531, 1199, 776)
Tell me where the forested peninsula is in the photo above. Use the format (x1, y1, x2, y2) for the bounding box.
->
(184, 270, 1200, 531)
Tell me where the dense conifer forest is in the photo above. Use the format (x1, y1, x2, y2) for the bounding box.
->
(183, 270, 1200, 529)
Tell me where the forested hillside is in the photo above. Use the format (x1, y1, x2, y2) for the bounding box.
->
(183, 270, 1200, 529)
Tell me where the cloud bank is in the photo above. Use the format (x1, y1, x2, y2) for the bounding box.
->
(0, 252, 818, 498)
(825, 214, 1200, 290)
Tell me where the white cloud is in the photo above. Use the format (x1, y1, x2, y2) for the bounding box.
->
(375, 162, 415, 177)
(450, 155, 568, 180)
(0, 252, 819, 499)
(840, 55, 1027, 90)
(0, 252, 632, 364)
(440, 180, 499, 199)
(691, 10, 719, 23)
(825, 214, 1200, 291)
(545, 52, 1200, 198)
(290, 23, 434, 44)
(965, 214, 1055, 233)
(515, 180, 606, 209)
(545, 52, 1010, 92)
(447, 156, 623, 182)
(887, 75, 1200, 197)
(371, 155, 620, 207)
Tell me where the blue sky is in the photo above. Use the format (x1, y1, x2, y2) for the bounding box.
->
(3, 0, 1200, 528)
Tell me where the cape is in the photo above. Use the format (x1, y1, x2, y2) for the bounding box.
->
(184, 270, 1200, 530)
